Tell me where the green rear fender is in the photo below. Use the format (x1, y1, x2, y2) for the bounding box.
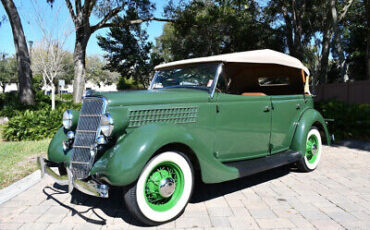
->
(91, 123, 239, 186)
(291, 109, 331, 155)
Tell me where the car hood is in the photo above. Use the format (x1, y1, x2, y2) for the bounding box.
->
(92, 88, 210, 107)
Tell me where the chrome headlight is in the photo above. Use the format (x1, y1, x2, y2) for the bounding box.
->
(97, 135, 107, 145)
(101, 113, 114, 137)
(62, 110, 73, 129)
(67, 131, 75, 139)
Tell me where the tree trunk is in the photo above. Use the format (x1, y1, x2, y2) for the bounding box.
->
(319, 28, 332, 83)
(319, 0, 336, 84)
(1, 83, 5, 93)
(1, 0, 34, 105)
(72, 35, 89, 103)
(51, 84, 55, 110)
(366, 0, 370, 80)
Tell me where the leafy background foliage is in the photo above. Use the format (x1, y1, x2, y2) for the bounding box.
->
(1, 0, 369, 142)
(1, 92, 80, 141)
(315, 100, 370, 141)
(97, 16, 163, 88)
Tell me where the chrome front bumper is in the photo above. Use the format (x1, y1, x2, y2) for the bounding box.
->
(37, 157, 109, 198)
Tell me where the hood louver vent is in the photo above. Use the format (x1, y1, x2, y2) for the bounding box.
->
(128, 106, 198, 128)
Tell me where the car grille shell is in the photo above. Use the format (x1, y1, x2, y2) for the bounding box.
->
(70, 97, 106, 179)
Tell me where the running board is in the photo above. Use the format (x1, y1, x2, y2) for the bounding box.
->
(224, 150, 302, 178)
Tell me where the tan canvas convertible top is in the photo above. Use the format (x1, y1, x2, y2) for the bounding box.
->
(154, 49, 310, 76)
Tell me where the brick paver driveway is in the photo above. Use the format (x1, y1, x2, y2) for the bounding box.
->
(0, 145, 369, 230)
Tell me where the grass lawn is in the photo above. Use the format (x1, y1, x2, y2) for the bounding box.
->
(0, 125, 50, 189)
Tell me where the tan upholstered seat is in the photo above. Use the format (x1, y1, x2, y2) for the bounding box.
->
(241, 92, 266, 96)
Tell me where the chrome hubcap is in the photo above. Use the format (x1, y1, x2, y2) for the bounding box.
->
(159, 178, 176, 198)
(312, 144, 318, 155)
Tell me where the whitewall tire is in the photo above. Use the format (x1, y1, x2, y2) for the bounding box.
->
(124, 151, 194, 225)
(297, 127, 322, 172)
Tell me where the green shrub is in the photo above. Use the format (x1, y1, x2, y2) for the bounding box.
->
(117, 77, 134, 90)
(0, 92, 18, 109)
(3, 103, 81, 141)
(0, 91, 76, 118)
(60, 93, 73, 101)
(0, 91, 52, 117)
(315, 100, 370, 141)
(3, 109, 62, 141)
(32, 74, 44, 91)
(116, 77, 146, 90)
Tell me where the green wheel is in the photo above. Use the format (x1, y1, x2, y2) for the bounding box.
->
(297, 127, 322, 172)
(124, 151, 194, 225)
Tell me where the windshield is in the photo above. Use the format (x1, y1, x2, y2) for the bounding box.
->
(150, 63, 220, 92)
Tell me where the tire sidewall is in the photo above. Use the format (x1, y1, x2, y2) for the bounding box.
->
(304, 128, 322, 170)
(135, 151, 193, 223)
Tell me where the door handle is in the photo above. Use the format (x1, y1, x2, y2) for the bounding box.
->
(264, 106, 270, 112)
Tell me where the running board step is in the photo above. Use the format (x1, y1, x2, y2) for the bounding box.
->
(224, 150, 302, 178)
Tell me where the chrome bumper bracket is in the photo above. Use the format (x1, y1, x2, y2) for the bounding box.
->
(37, 157, 109, 198)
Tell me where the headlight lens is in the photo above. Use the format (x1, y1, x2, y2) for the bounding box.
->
(101, 113, 114, 137)
(62, 110, 73, 129)
(67, 131, 75, 139)
(96, 135, 107, 145)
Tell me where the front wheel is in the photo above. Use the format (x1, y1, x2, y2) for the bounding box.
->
(124, 151, 194, 225)
(297, 127, 322, 172)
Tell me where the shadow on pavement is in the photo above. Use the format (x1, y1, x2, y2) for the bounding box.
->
(335, 140, 370, 151)
(42, 165, 291, 227)
(190, 165, 290, 203)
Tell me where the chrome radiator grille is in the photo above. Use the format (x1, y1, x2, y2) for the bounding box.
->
(70, 97, 106, 179)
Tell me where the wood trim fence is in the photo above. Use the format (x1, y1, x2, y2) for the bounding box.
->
(314, 80, 370, 104)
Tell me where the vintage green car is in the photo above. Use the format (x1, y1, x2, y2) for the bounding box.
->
(38, 49, 331, 225)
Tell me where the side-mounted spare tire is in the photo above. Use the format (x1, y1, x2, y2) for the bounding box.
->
(124, 151, 194, 225)
(297, 127, 322, 172)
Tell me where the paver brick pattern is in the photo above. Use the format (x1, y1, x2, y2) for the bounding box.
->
(0, 145, 369, 230)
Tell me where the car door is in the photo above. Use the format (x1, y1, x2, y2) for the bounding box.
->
(270, 95, 305, 154)
(213, 93, 272, 161)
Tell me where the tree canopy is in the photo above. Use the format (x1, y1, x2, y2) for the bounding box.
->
(155, 0, 284, 62)
(86, 55, 120, 88)
(148, 0, 367, 84)
(0, 53, 17, 92)
(45, 0, 170, 103)
(97, 16, 163, 88)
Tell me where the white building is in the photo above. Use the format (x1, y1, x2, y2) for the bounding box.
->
(1, 83, 18, 93)
(45, 81, 119, 95)
(1, 81, 117, 94)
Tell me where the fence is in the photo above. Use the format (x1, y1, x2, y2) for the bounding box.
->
(315, 80, 370, 104)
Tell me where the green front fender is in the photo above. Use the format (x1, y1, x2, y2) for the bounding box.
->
(291, 109, 331, 154)
(47, 127, 72, 164)
(91, 123, 239, 186)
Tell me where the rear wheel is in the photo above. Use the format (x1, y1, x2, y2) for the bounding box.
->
(297, 127, 322, 172)
(124, 151, 194, 225)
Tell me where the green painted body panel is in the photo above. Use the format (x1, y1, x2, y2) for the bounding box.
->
(270, 95, 306, 154)
(95, 89, 212, 106)
(213, 93, 271, 161)
(47, 88, 330, 186)
(90, 123, 238, 185)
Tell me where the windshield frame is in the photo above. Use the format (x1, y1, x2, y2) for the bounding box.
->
(149, 62, 223, 98)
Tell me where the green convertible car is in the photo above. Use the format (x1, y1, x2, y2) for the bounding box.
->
(38, 49, 331, 225)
